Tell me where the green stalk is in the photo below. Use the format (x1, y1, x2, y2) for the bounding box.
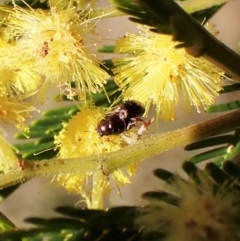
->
(1, 110, 240, 189)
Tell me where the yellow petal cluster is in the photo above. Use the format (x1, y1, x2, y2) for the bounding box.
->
(114, 26, 224, 120)
(0, 36, 36, 129)
(1, 2, 109, 102)
(0, 1, 109, 128)
(0, 134, 20, 173)
(0, 96, 34, 130)
(0, 40, 41, 98)
(54, 107, 138, 209)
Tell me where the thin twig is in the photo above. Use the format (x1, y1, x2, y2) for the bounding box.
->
(1, 110, 240, 189)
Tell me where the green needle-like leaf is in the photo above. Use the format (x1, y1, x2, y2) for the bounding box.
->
(182, 161, 198, 173)
(0, 212, 16, 230)
(182, 161, 201, 184)
(206, 100, 240, 113)
(185, 135, 233, 150)
(219, 83, 240, 93)
(101, 60, 115, 76)
(97, 45, 115, 53)
(25, 217, 83, 229)
(22, 149, 58, 160)
(0, 228, 84, 241)
(205, 162, 229, 185)
(45, 124, 63, 134)
(223, 160, 240, 178)
(15, 130, 54, 139)
(43, 106, 78, 117)
(154, 168, 175, 183)
(34, 137, 54, 145)
(142, 191, 180, 206)
(13, 142, 37, 153)
(214, 156, 225, 166)
(55, 206, 105, 219)
(21, 142, 56, 160)
(190, 4, 225, 23)
(188, 147, 228, 164)
(30, 115, 70, 127)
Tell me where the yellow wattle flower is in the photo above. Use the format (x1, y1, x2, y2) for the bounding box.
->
(2, 3, 109, 102)
(114, 25, 224, 120)
(0, 96, 34, 129)
(54, 107, 138, 209)
(0, 38, 41, 98)
(0, 135, 20, 173)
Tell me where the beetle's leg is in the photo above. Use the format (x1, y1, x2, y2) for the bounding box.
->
(137, 118, 154, 138)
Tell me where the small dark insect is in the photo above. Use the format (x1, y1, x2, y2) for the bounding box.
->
(114, 100, 145, 121)
(97, 100, 152, 137)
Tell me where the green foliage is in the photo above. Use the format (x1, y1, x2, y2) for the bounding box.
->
(97, 45, 115, 53)
(219, 83, 240, 93)
(185, 84, 240, 166)
(0, 207, 141, 241)
(206, 100, 240, 113)
(112, 0, 225, 25)
(112, 0, 240, 80)
(0, 212, 16, 231)
(191, 4, 225, 23)
(112, 0, 226, 39)
(1, 161, 240, 240)
(186, 134, 240, 166)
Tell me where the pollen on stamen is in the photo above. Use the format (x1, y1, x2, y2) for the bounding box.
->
(2, 2, 109, 103)
(0, 134, 21, 173)
(53, 106, 139, 209)
(0, 96, 35, 130)
(113, 25, 226, 120)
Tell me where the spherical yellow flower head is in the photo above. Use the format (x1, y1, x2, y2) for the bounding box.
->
(114, 26, 224, 120)
(0, 39, 42, 98)
(0, 134, 20, 173)
(136, 172, 240, 241)
(3, 4, 109, 102)
(55, 108, 127, 158)
(0, 96, 34, 129)
(54, 107, 136, 208)
(5, 61, 42, 98)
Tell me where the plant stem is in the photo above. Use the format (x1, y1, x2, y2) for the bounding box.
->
(140, 0, 240, 80)
(1, 110, 240, 189)
(203, 36, 240, 80)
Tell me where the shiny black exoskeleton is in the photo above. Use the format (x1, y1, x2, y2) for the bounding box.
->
(97, 100, 145, 136)
(97, 114, 125, 136)
(115, 100, 145, 120)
